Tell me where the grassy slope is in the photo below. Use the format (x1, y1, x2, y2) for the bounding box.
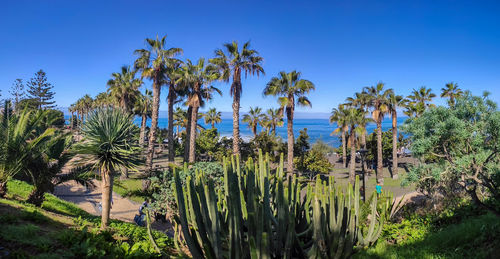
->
(0, 180, 175, 258)
(354, 212, 500, 259)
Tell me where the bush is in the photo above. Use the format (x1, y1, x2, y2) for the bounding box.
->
(295, 149, 333, 175)
(150, 162, 224, 216)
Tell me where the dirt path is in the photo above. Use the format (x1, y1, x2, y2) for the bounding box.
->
(54, 180, 140, 223)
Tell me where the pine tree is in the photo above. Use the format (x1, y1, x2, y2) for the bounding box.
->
(26, 70, 56, 110)
(9, 79, 25, 110)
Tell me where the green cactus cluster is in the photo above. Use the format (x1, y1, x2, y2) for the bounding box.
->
(174, 152, 387, 258)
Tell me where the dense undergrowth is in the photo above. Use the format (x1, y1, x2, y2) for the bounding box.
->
(355, 200, 500, 258)
(0, 180, 175, 258)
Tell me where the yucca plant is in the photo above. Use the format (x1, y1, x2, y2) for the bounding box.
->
(174, 152, 387, 258)
(73, 108, 143, 229)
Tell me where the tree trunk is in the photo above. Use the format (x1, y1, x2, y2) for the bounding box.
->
(120, 167, 129, 180)
(232, 91, 241, 156)
(376, 118, 384, 185)
(341, 130, 347, 168)
(361, 127, 367, 172)
(101, 170, 113, 230)
(27, 187, 45, 207)
(189, 105, 199, 163)
(0, 181, 7, 198)
(184, 107, 193, 162)
(349, 129, 356, 184)
(139, 114, 147, 146)
(167, 83, 176, 163)
(286, 104, 294, 172)
(146, 81, 160, 174)
(392, 111, 398, 179)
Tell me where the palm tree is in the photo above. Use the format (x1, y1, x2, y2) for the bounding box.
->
(177, 58, 221, 163)
(441, 82, 463, 107)
(264, 71, 315, 172)
(0, 106, 54, 197)
(204, 108, 222, 129)
(265, 108, 284, 136)
(94, 92, 112, 108)
(166, 60, 184, 163)
(134, 89, 153, 146)
(242, 107, 265, 137)
(364, 82, 393, 185)
(134, 35, 182, 173)
(73, 108, 142, 229)
(210, 41, 264, 156)
(344, 107, 367, 184)
(24, 124, 93, 207)
(345, 91, 371, 171)
(405, 86, 436, 117)
(107, 66, 142, 113)
(173, 107, 186, 137)
(330, 105, 349, 168)
(388, 92, 403, 179)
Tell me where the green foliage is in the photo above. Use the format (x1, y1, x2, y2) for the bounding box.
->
(294, 128, 311, 158)
(250, 132, 285, 160)
(295, 149, 333, 175)
(357, 212, 500, 259)
(73, 107, 142, 173)
(26, 69, 56, 110)
(195, 128, 220, 160)
(311, 138, 335, 155)
(151, 162, 224, 216)
(174, 153, 386, 258)
(2, 179, 174, 257)
(402, 92, 500, 215)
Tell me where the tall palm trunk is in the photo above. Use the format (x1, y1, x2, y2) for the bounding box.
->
(376, 117, 384, 185)
(211, 123, 215, 129)
(184, 107, 193, 162)
(188, 105, 199, 163)
(392, 110, 398, 179)
(232, 70, 242, 156)
(286, 102, 295, 172)
(167, 83, 176, 162)
(349, 129, 356, 184)
(101, 169, 113, 230)
(341, 129, 347, 168)
(361, 128, 367, 171)
(144, 80, 160, 191)
(232, 93, 241, 156)
(146, 80, 160, 174)
(252, 125, 257, 137)
(139, 113, 147, 146)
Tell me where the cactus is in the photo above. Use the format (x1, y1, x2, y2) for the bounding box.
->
(173, 152, 386, 258)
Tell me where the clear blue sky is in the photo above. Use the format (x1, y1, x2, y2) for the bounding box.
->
(1, 0, 499, 114)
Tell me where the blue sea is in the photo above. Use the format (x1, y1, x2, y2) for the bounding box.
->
(67, 115, 406, 148)
(133, 117, 407, 148)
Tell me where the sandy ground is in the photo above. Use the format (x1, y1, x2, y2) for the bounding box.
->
(54, 179, 175, 236)
(54, 180, 140, 223)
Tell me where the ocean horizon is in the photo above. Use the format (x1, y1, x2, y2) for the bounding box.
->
(134, 117, 407, 148)
(65, 115, 406, 148)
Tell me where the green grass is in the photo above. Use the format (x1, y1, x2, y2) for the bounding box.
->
(1, 180, 175, 258)
(355, 213, 500, 259)
(113, 175, 146, 203)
